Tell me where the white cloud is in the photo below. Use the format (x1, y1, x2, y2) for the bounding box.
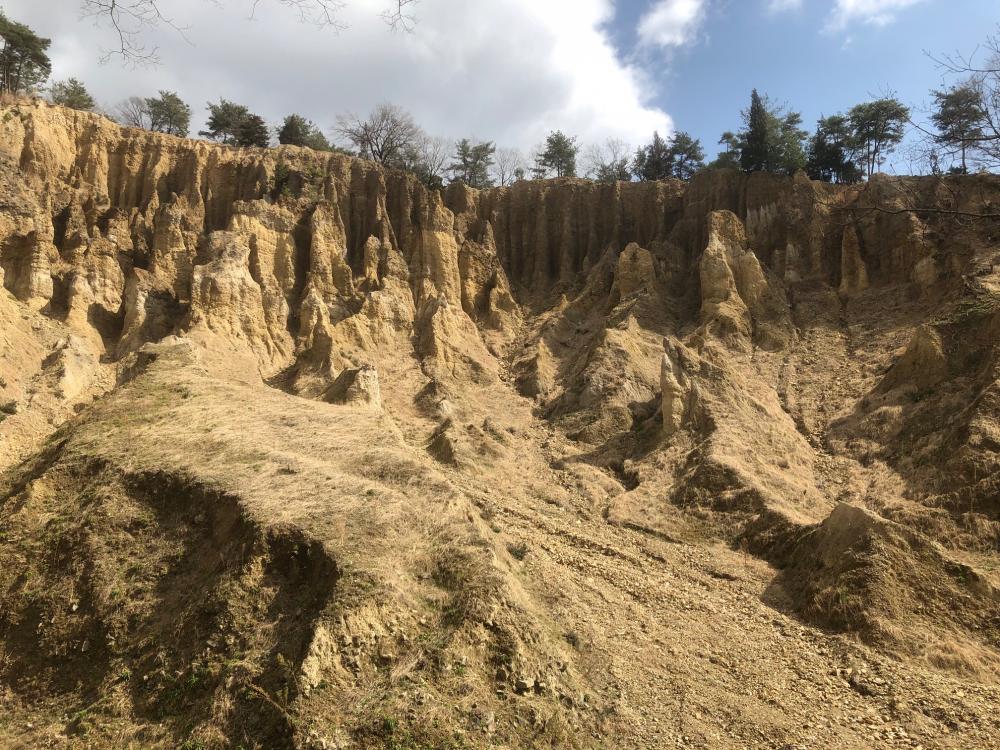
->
(827, 0, 924, 30)
(2, 0, 671, 150)
(637, 0, 707, 49)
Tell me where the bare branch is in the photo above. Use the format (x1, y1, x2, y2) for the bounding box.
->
(381, 0, 418, 33)
(79, 0, 191, 65)
(270, 0, 347, 30)
(492, 147, 526, 187)
(78, 0, 419, 64)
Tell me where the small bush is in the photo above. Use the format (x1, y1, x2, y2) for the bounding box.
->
(507, 541, 529, 561)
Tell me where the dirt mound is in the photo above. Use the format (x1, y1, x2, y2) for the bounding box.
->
(772, 503, 1000, 673)
(0, 456, 335, 748)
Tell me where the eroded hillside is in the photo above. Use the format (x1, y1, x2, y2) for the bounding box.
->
(2, 100, 1000, 749)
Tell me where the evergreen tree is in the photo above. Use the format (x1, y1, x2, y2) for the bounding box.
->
(707, 131, 742, 170)
(668, 131, 705, 180)
(447, 138, 496, 188)
(200, 99, 271, 146)
(0, 13, 51, 95)
(533, 131, 579, 178)
(735, 90, 808, 175)
(777, 111, 808, 174)
(236, 113, 270, 148)
(146, 91, 190, 137)
(632, 131, 674, 181)
(279, 114, 309, 145)
(741, 89, 771, 172)
(278, 114, 330, 150)
(848, 97, 909, 178)
(930, 84, 985, 173)
(200, 99, 249, 144)
(806, 115, 861, 183)
(49, 78, 95, 110)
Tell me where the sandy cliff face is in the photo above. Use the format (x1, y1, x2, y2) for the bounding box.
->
(3, 101, 1000, 749)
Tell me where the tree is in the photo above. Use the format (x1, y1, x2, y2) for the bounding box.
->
(404, 134, 450, 189)
(533, 130, 579, 178)
(848, 97, 909, 178)
(146, 90, 190, 136)
(335, 103, 421, 167)
(741, 89, 771, 173)
(806, 115, 861, 183)
(584, 138, 632, 183)
(447, 138, 495, 188)
(116, 96, 151, 129)
(738, 90, 807, 175)
(200, 99, 251, 144)
(930, 27, 1000, 170)
(632, 131, 705, 181)
(278, 113, 330, 150)
(115, 90, 190, 136)
(236, 113, 270, 148)
(49, 78, 96, 111)
(669, 132, 705, 180)
(492, 147, 526, 186)
(632, 131, 673, 181)
(930, 84, 985, 173)
(777, 111, 808, 173)
(278, 114, 311, 146)
(707, 131, 742, 170)
(0, 12, 51, 95)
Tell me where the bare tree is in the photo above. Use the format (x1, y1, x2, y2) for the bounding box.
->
(334, 103, 422, 166)
(78, 0, 417, 64)
(582, 138, 632, 182)
(115, 95, 151, 128)
(403, 134, 450, 188)
(492, 147, 526, 186)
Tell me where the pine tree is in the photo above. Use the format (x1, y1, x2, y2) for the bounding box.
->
(200, 100, 250, 144)
(806, 115, 861, 183)
(668, 132, 705, 180)
(707, 132, 742, 170)
(147, 91, 191, 137)
(632, 131, 674, 181)
(931, 84, 985, 173)
(0, 12, 51, 95)
(49, 78, 96, 111)
(447, 139, 496, 188)
(741, 89, 770, 172)
(236, 114, 270, 148)
(533, 131, 579, 178)
(848, 97, 909, 178)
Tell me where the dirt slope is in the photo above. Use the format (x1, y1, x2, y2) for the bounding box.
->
(2, 100, 1000, 749)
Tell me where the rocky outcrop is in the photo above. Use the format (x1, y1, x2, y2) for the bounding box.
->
(696, 210, 792, 350)
(838, 223, 869, 297)
(323, 364, 381, 409)
(660, 337, 696, 436)
(186, 230, 293, 369)
(876, 324, 948, 394)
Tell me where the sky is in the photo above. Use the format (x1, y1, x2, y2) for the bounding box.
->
(3, 0, 998, 171)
